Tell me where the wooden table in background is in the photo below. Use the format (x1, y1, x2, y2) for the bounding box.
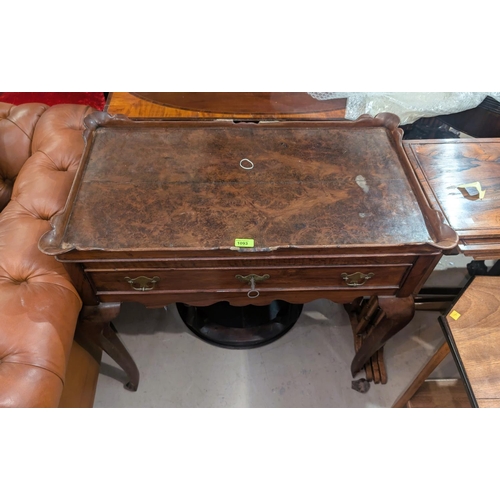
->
(105, 92, 347, 120)
(441, 276, 500, 408)
(405, 138, 500, 260)
(394, 276, 500, 408)
(394, 139, 500, 407)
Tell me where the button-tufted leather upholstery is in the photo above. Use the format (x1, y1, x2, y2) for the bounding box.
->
(0, 103, 96, 407)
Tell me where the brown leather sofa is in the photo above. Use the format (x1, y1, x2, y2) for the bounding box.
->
(0, 102, 97, 407)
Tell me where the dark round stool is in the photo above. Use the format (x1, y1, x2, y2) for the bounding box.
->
(176, 300, 303, 349)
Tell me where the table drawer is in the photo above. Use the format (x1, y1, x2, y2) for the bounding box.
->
(87, 265, 410, 295)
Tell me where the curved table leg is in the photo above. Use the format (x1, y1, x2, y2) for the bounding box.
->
(102, 323, 140, 391)
(351, 296, 415, 377)
(77, 303, 140, 391)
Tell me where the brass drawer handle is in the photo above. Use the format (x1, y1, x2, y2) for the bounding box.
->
(125, 276, 160, 291)
(341, 272, 374, 287)
(235, 274, 270, 298)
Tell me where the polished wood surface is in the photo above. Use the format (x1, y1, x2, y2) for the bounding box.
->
(441, 276, 500, 408)
(42, 113, 456, 255)
(476, 399, 500, 408)
(106, 92, 347, 120)
(88, 265, 410, 293)
(406, 380, 471, 408)
(351, 295, 415, 376)
(40, 112, 458, 389)
(346, 297, 388, 384)
(76, 303, 139, 391)
(405, 138, 500, 259)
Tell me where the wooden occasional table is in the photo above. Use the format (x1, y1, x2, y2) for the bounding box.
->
(394, 276, 500, 408)
(404, 138, 500, 260)
(40, 112, 457, 391)
(392, 138, 500, 407)
(440, 276, 500, 408)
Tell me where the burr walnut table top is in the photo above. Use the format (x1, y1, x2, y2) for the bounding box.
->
(41, 113, 457, 258)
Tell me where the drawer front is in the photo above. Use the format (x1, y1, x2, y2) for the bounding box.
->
(87, 265, 410, 295)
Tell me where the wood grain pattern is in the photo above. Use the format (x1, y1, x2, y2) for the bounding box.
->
(345, 297, 387, 384)
(443, 276, 500, 407)
(43, 117, 448, 254)
(106, 92, 347, 120)
(406, 380, 471, 408)
(405, 138, 500, 258)
(476, 399, 500, 408)
(88, 264, 410, 293)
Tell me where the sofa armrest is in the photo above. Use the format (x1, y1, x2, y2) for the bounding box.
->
(0, 363, 65, 408)
(0, 104, 96, 407)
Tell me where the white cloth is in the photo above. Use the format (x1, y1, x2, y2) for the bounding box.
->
(308, 92, 500, 125)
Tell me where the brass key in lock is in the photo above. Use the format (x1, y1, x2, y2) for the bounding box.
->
(235, 274, 270, 298)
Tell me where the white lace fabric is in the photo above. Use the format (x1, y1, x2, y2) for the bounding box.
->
(308, 92, 500, 125)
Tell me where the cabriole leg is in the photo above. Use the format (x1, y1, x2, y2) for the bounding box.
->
(76, 303, 140, 391)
